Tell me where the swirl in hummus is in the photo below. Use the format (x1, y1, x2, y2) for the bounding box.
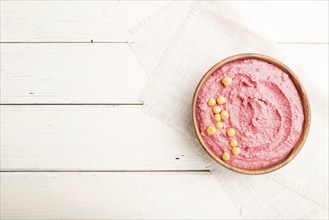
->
(195, 58, 304, 169)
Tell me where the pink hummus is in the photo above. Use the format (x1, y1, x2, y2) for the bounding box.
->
(195, 58, 304, 169)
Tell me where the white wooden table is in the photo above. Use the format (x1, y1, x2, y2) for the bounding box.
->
(1, 1, 328, 219)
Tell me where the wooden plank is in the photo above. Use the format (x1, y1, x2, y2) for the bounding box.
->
(0, 105, 206, 171)
(1, 1, 327, 43)
(0, 43, 146, 104)
(0, 1, 167, 42)
(1, 43, 327, 103)
(0, 172, 240, 219)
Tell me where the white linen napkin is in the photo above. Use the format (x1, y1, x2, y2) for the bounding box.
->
(128, 1, 328, 219)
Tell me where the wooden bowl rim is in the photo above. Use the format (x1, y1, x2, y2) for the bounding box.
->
(192, 53, 311, 175)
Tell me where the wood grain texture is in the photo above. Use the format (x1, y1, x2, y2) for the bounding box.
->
(1, 1, 327, 42)
(0, 172, 240, 219)
(0, 1, 328, 219)
(0, 105, 206, 171)
(0, 1, 167, 42)
(0, 43, 146, 104)
(1, 44, 327, 104)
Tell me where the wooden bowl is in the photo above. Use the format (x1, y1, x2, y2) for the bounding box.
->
(192, 53, 311, 175)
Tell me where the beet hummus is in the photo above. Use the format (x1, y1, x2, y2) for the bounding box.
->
(195, 58, 304, 169)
